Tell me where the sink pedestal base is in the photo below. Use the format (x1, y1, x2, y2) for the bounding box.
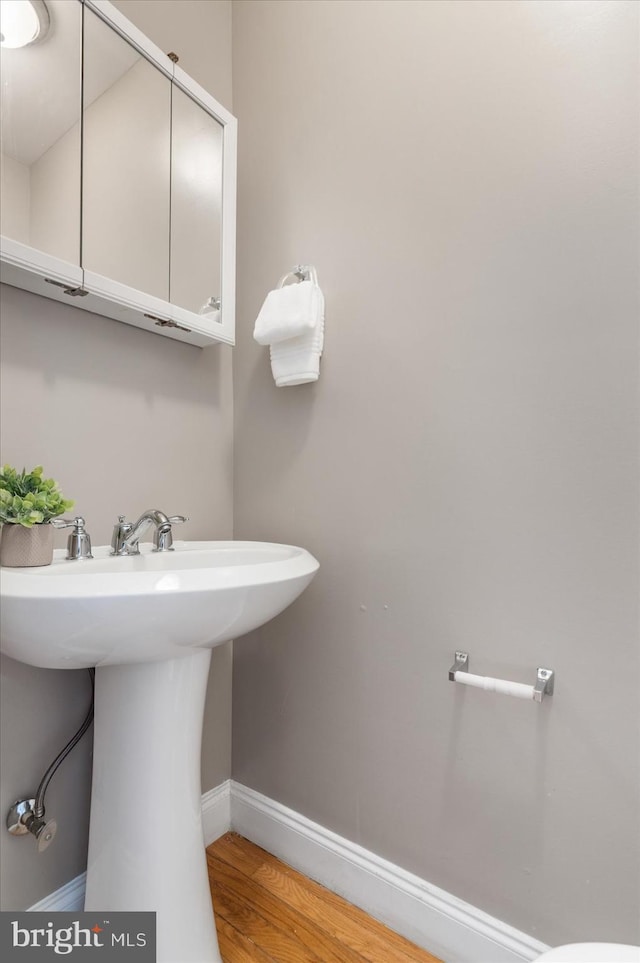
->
(85, 648, 221, 963)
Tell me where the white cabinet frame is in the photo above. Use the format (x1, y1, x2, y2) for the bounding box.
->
(0, 0, 237, 348)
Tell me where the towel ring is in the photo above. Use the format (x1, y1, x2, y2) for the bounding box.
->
(277, 264, 318, 288)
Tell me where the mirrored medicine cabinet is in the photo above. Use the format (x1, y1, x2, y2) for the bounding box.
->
(0, 0, 236, 347)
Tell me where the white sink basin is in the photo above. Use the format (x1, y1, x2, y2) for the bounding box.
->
(0, 538, 319, 963)
(0, 540, 319, 668)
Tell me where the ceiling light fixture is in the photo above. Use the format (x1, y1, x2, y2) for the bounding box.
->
(0, 0, 50, 49)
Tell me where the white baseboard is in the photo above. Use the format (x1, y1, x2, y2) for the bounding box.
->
(230, 780, 550, 963)
(28, 777, 550, 963)
(201, 778, 232, 846)
(29, 872, 86, 913)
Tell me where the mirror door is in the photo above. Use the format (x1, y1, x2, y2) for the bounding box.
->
(169, 85, 224, 321)
(0, 0, 82, 265)
(81, 5, 171, 300)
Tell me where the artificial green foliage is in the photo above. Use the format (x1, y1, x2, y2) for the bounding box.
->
(0, 465, 74, 527)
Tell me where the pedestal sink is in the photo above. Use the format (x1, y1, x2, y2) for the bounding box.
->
(0, 541, 319, 963)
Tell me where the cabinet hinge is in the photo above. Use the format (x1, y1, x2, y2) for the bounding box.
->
(44, 278, 88, 297)
(144, 313, 192, 333)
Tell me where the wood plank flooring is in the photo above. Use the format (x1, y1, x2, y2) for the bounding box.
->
(207, 833, 442, 963)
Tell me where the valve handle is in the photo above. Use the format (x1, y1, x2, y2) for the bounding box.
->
(36, 818, 57, 852)
(52, 516, 85, 530)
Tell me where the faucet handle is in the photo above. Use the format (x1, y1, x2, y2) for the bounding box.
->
(110, 515, 132, 555)
(153, 515, 188, 552)
(52, 515, 85, 529)
(52, 517, 93, 560)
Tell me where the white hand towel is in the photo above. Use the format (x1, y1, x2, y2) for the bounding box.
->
(270, 290, 324, 387)
(253, 280, 322, 345)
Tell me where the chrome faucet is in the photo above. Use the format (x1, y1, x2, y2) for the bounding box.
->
(110, 510, 187, 555)
(52, 516, 93, 560)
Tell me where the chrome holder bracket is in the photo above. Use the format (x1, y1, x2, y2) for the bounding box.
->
(277, 264, 319, 288)
(448, 650, 469, 680)
(534, 667, 555, 703)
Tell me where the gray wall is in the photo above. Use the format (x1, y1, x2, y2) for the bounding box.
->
(231, 0, 639, 948)
(0, 0, 233, 911)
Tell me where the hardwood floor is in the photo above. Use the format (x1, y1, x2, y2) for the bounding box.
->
(207, 833, 442, 963)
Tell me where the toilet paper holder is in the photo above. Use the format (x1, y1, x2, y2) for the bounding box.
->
(448, 651, 555, 703)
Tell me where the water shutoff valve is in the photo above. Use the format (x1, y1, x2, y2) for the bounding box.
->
(6, 798, 57, 852)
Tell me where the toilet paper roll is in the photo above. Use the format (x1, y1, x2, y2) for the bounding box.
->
(454, 671, 534, 700)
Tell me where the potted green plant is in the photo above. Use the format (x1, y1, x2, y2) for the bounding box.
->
(0, 465, 74, 567)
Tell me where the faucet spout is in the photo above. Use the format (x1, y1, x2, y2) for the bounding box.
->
(110, 510, 188, 555)
(122, 510, 171, 554)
